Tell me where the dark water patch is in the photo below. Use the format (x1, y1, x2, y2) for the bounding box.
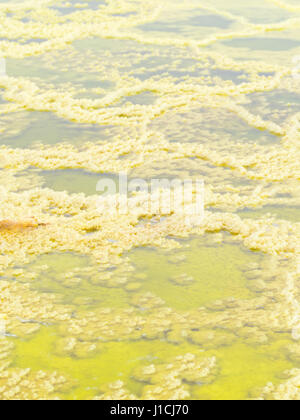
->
(41, 169, 119, 196)
(222, 37, 300, 52)
(188, 14, 233, 29)
(138, 13, 233, 33)
(0, 111, 114, 148)
(237, 205, 300, 223)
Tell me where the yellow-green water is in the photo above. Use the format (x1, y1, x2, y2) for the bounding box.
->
(12, 327, 294, 400)
(0, 0, 300, 401)
(3, 238, 298, 399)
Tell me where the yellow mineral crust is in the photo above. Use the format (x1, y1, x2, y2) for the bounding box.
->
(93, 380, 138, 401)
(95, 353, 217, 400)
(0, 280, 72, 400)
(257, 369, 300, 400)
(0, 71, 294, 132)
(0, 280, 71, 333)
(0, 356, 68, 400)
(0, 0, 298, 58)
(0, 219, 45, 232)
(0, 182, 298, 271)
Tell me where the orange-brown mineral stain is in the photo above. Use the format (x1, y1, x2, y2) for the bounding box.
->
(0, 220, 46, 233)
